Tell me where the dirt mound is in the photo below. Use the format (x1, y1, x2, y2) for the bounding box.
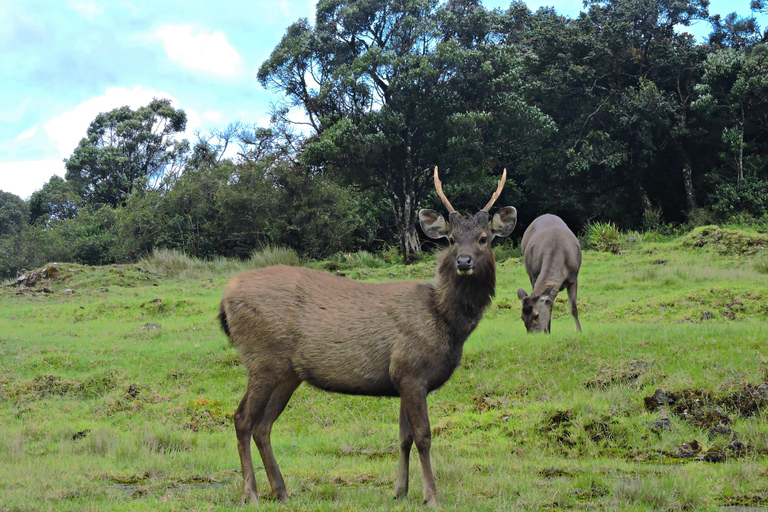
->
(682, 225, 768, 256)
(644, 382, 768, 428)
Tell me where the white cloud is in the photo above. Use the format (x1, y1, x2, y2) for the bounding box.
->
(68, 0, 104, 21)
(43, 86, 197, 159)
(0, 160, 66, 200)
(17, 125, 37, 141)
(203, 110, 222, 122)
(151, 25, 242, 77)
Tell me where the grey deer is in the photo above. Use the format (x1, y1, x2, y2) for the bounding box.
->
(218, 167, 517, 506)
(517, 214, 582, 333)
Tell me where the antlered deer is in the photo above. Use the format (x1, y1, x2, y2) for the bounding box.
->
(517, 214, 582, 333)
(218, 168, 517, 506)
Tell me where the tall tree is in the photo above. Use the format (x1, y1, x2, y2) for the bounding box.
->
(28, 175, 81, 225)
(514, 0, 710, 227)
(65, 98, 188, 207)
(693, 45, 768, 191)
(0, 191, 29, 236)
(259, 0, 550, 260)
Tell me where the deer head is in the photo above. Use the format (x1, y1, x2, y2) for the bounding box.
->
(419, 167, 517, 276)
(517, 282, 557, 333)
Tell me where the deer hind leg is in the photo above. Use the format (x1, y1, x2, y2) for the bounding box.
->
(252, 372, 300, 502)
(234, 374, 284, 504)
(394, 403, 413, 500)
(568, 280, 582, 331)
(399, 386, 439, 507)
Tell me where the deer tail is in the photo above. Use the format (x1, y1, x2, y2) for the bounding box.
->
(218, 303, 232, 341)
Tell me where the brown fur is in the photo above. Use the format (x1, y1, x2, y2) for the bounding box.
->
(219, 190, 516, 506)
(517, 214, 582, 333)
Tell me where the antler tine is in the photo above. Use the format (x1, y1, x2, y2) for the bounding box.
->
(433, 166, 456, 214)
(482, 168, 507, 212)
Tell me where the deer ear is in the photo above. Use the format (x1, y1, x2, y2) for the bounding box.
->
(490, 206, 517, 239)
(419, 209, 451, 239)
(517, 288, 528, 300)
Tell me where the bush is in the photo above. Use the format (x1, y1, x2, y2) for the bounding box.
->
(711, 176, 768, 222)
(586, 221, 622, 253)
(249, 246, 302, 268)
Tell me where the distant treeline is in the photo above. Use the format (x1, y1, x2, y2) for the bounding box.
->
(2, 0, 768, 278)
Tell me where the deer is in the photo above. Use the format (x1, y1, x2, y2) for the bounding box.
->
(517, 214, 582, 333)
(218, 167, 517, 506)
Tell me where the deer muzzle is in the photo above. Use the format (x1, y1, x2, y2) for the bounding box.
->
(455, 254, 474, 275)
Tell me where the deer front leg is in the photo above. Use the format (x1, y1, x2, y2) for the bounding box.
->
(394, 403, 413, 500)
(399, 387, 439, 507)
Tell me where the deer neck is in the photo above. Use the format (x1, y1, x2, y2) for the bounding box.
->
(433, 253, 496, 342)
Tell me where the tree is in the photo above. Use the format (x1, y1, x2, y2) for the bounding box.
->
(0, 191, 29, 236)
(65, 98, 188, 207)
(259, 0, 550, 260)
(693, 45, 768, 212)
(28, 175, 81, 225)
(513, 0, 711, 227)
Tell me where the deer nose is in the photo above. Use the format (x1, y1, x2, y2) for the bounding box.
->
(456, 254, 473, 273)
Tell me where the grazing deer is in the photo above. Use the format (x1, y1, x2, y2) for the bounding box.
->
(218, 167, 517, 506)
(517, 214, 582, 333)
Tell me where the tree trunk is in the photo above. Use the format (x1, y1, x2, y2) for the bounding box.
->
(682, 160, 696, 215)
(392, 193, 420, 263)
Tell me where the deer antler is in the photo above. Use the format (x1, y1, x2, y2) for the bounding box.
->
(433, 166, 456, 214)
(482, 168, 507, 212)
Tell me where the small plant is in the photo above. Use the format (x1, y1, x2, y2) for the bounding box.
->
(586, 221, 622, 253)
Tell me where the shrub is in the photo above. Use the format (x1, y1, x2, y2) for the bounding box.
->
(586, 221, 622, 253)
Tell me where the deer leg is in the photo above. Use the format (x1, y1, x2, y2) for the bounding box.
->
(568, 281, 582, 331)
(394, 403, 413, 500)
(252, 373, 300, 502)
(234, 377, 280, 504)
(399, 387, 439, 507)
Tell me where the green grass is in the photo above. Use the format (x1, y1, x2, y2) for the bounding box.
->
(2, 228, 768, 511)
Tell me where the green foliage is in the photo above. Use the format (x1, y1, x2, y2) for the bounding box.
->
(711, 175, 768, 221)
(28, 175, 80, 225)
(65, 98, 188, 207)
(0, 190, 29, 235)
(586, 221, 622, 253)
(260, 0, 552, 259)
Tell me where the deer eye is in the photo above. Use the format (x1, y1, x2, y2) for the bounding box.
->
(479, 236, 488, 244)
(449, 236, 456, 246)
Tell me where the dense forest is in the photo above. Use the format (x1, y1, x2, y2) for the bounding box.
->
(2, 0, 768, 278)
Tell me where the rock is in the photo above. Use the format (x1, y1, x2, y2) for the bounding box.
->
(679, 439, 701, 458)
(140, 323, 159, 330)
(708, 424, 732, 440)
(644, 388, 668, 411)
(63, 289, 75, 294)
(650, 417, 671, 431)
(150, 298, 162, 303)
(659, 306, 668, 312)
(727, 438, 745, 455)
(699, 450, 726, 463)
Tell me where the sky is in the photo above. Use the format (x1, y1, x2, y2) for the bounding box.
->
(1, 0, 765, 200)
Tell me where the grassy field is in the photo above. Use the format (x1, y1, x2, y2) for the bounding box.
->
(1, 226, 768, 511)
